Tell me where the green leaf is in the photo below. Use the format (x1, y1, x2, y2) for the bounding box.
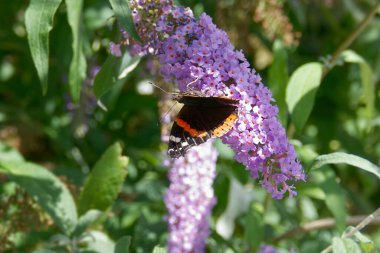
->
(345, 227, 379, 253)
(109, 0, 142, 43)
(93, 55, 122, 98)
(286, 62, 323, 131)
(152, 246, 166, 253)
(82, 231, 115, 252)
(333, 237, 346, 253)
(244, 205, 263, 252)
(311, 152, 380, 180)
(25, 0, 63, 94)
(313, 169, 346, 232)
(65, 0, 87, 102)
(343, 238, 363, 253)
(73, 209, 103, 237)
(78, 142, 128, 215)
(210, 230, 239, 253)
(94, 52, 140, 98)
(341, 50, 375, 119)
(0, 142, 24, 162)
(32, 249, 58, 253)
(115, 236, 131, 253)
(268, 40, 288, 126)
(0, 161, 77, 234)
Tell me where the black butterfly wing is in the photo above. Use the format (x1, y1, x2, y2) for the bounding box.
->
(167, 103, 238, 158)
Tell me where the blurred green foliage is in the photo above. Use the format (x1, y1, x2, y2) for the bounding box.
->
(0, 0, 380, 252)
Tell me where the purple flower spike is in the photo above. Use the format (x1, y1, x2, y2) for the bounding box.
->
(124, 1, 305, 199)
(164, 141, 217, 253)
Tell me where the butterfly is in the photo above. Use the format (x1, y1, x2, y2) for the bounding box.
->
(167, 90, 239, 158)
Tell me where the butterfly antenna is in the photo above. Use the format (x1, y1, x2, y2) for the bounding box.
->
(149, 81, 172, 95)
(158, 101, 178, 127)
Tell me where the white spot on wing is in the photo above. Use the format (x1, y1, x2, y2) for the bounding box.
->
(170, 135, 182, 142)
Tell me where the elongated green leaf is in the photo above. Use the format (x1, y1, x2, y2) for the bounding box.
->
(152, 246, 166, 253)
(0, 161, 77, 234)
(0, 142, 24, 162)
(25, 0, 63, 94)
(94, 53, 140, 98)
(333, 237, 346, 253)
(345, 227, 378, 252)
(324, 177, 346, 232)
(109, 0, 142, 43)
(78, 142, 128, 215)
(82, 231, 115, 252)
(244, 206, 263, 252)
(311, 152, 380, 180)
(332, 237, 362, 253)
(342, 238, 362, 253)
(341, 50, 375, 119)
(286, 62, 323, 131)
(268, 40, 288, 126)
(313, 169, 346, 232)
(65, 0, 87, 102)
(115, 236, 131, 253)
(73, 209, 103, 237)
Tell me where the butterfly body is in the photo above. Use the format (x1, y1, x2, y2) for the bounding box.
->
(168, 91, 239, 158)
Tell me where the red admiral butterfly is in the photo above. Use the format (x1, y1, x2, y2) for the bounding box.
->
(168, 91, 239, 158)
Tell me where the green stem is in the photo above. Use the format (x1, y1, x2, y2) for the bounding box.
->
(322, 0, 380, 77)
(320, 207, 380, 253)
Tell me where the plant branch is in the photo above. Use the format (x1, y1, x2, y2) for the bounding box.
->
(272, 211, 380, 243)
(320, 207, 380, 253)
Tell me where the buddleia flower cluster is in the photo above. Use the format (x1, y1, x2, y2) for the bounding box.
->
(113, 0, 305, 198)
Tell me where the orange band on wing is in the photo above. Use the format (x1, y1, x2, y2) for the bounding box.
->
(211, 113, 237, 137)
(175, 118, 208, 137)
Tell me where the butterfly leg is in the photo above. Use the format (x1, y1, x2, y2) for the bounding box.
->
(186, 77, 200, 90)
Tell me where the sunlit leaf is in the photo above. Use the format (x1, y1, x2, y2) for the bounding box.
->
(333, 237, 362, 253)
(0, 142, 24, 162)
(0, 161, 77, 234)
(311, 152, 380, 180)
(94, 53, 140, 99)
(345, 227, 378, 252)
(25, 0, 63, 94)
(333, 237, 346, 253)
(268, 40, 288, 126)
(152, 246, 166, 253)
(286, 62, 323, 131)
(82, 231, 115, 252)
(65, 0, 87, 102)
(342, 238, 362, 253)
(73, 209, 103, 237)
(78, 142, 128, 215)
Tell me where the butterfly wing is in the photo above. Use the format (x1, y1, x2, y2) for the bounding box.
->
(167, 103, 238, 158)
